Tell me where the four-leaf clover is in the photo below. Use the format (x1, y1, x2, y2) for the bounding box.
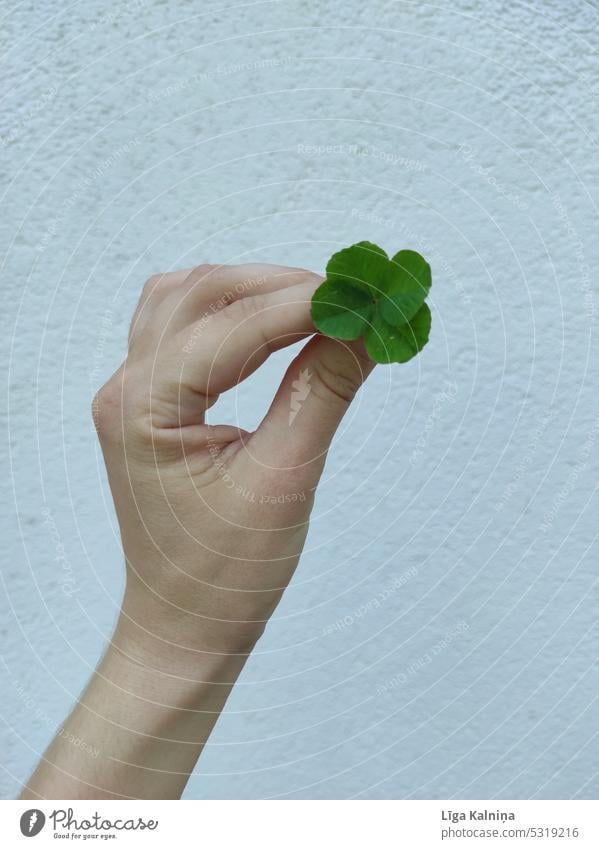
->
(311, 241, 432, 364)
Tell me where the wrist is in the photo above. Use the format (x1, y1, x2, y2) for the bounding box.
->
(112, 586, 262, 684)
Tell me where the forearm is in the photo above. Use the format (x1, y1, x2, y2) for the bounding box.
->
(20, 611, 251, 800)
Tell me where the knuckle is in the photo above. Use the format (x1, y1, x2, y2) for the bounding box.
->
(142, 274, 160, 293)
(311, 360, 362, 406)
(229, 292, 266, 322)
(187, 263, 217, 284)
(142, 273, 171, 299)
(92, 367, 151, 446)
(92, 376, 124, 440)
(91, 368, 143, 443)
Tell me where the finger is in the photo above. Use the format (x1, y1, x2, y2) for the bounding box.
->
(128, 269, 192, 346)
(164, 263, 322, 332)
(251, 334, 375, 472)
(203, 263, 322, 301)
(179, 278, 320, 402)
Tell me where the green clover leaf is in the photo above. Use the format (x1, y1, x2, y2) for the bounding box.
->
(311, 241, 432, 364)
(310, 279, 375, 340)
(379, 249, 432, 326)
(324, 240, 390, 296)
(364, 302, 431, 364)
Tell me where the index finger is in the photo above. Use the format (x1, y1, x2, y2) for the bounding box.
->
(179, 277, 321, 406)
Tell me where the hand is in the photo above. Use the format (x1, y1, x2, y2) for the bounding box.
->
(21, 260, 376, 800)
(94, 262, 375, 673)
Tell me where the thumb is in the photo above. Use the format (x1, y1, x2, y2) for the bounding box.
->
(252, 334, 375, 473)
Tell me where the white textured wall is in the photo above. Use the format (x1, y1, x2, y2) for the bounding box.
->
(1, 1, 598, 799)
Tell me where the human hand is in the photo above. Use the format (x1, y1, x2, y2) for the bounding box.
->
(94, 262, 375, 673)
(21, 261, 376, 800)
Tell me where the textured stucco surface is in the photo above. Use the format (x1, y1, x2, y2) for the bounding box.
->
(1, 1, 598, 799)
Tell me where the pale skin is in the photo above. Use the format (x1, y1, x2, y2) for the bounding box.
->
(20, 262, 375, 800)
